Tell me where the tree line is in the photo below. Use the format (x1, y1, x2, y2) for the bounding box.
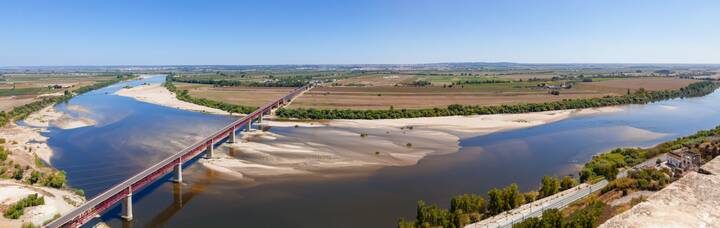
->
(277, 81, 719, 119)
(170, 76, 307, 87)
(398, 175, 578, 228)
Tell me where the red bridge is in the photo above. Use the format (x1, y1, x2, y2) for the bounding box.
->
(46, 84, 313, 228)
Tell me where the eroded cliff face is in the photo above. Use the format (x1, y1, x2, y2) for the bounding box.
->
(600, 157, 720, 227)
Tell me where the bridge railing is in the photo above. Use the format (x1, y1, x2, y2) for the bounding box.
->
(46, 83, 313, 228)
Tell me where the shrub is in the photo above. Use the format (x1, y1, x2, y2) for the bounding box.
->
(3, 193, 45, 219)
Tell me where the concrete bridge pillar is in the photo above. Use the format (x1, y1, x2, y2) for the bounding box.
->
(172, 161, 182, 183)
(228, 127, 236, 143)
(122, 187, 133, 221)
(245, 121, 252, 132)
(206, 140, 214, 159)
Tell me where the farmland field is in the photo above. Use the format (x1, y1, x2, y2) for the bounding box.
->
(174, 83, 295, 107)
(0, 74, 118, 111)
(172, 73, 699, 110)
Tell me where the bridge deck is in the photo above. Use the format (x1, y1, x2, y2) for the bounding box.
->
(46, 84, 313, 228)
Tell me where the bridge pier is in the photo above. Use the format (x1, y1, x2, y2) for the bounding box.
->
(245, 121, 252, 132)
(205, 140, 214, 159)
(228, 127, 236, 143)
(121, 187, 133, 221)
(172, 162, 182, 183)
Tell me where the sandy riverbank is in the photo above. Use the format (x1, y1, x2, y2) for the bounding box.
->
(23, 105, 96, 130)
(0, 103, 97, 167)
(0, 180, 84, 227)
(115, 83, 232, 115)
(0, 106, 89, 227)
(200, 107, 621, 180)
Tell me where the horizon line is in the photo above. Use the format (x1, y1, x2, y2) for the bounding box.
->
(3, 62, 720, 68)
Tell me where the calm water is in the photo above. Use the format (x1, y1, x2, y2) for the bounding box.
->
(42, 76, 720, 227)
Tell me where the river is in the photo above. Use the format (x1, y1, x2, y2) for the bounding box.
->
(40, 76, 720, 227)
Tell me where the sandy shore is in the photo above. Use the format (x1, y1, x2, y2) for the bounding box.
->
(0, 180, 84, 227)
(115, 83, 232, 115)
(23, 105, 96, 130)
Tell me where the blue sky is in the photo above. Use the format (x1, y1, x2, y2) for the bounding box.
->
(1, 0, 719, 66)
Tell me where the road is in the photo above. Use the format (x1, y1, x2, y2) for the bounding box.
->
(465, 179, 608, 228)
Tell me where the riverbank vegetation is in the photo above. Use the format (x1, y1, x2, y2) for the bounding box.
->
(397, 175, 577, 228)
(399, 124, 720, 228)
(3, 193, 45, 219)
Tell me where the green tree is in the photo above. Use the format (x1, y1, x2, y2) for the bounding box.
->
(560, 176, 577, 191)
(503, 184, 523, 210)
(487, 188, 505, 215)
(523, 191, 539, 203)
(450, 194, 486, 214)
(539, 176, 560, 198)
(541, 209, 563, 228)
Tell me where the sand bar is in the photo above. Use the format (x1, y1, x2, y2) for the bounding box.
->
(117, 81, 623, 180)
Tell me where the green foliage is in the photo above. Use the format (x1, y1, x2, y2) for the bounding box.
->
(603, 168, 671, 193)
(0, 146, 7, 161)
(564, 200, 606, 227)
(452, 78, 511, 85)
(43, 171, 67, 188)
(34, 153, 44, 168)
(513, 200, 607, 228)
(523, 191, 539, 203)
(71, 188, 85, 197)
(487, 188, 505, 215)
(410, 80, 432, 87)
(172, 76, 307, 87)
(539, 176, 560, 198)
(28, 170, 42, 184)
(560, 176, 577, 191)
(3, 193, 45, 219)
(450, 194, 486, 215)
(13, 168, 24, 180)
(277, 81, 719, 119)
(415, 201, 454, 228)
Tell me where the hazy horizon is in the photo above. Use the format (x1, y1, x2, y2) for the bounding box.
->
(2, 0, 720, 66)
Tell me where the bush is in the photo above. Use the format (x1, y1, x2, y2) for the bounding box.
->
(43, 171, 66, 188)
(3, 193, 45, 219)
(0, 147, 7, 161)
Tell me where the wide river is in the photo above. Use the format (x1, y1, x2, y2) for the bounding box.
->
(39, 76, 720, 227)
